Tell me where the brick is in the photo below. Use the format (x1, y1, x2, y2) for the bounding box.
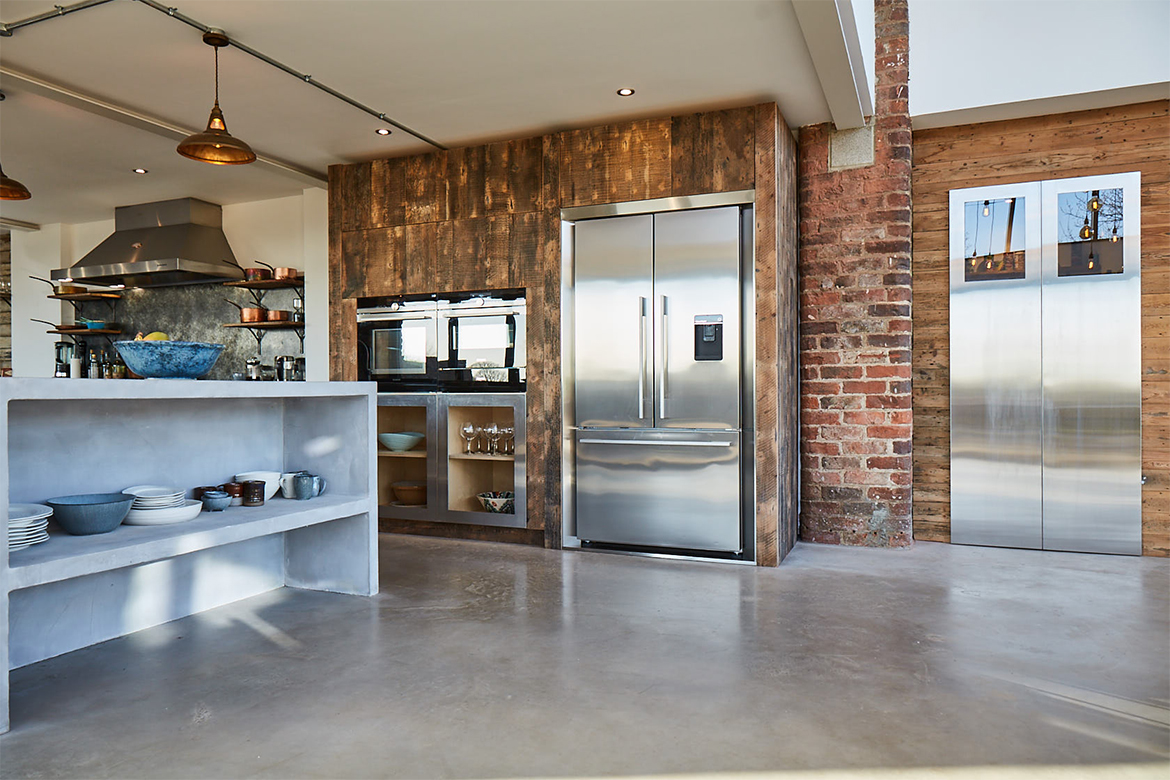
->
(868, 425, 912, 439)
(842, 380, 888, 394)
(867, 456, 912, 470)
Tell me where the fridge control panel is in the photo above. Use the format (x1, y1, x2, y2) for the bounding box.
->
(694, 314, 724, 361)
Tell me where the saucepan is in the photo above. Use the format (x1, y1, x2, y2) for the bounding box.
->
(226, 258, 272, 282)
(224, 299, 267, 323)
(273, 266, 299, 281)
(266, 309, 291, 322)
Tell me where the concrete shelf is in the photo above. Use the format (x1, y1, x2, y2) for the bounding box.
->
(0, 379, 379, 733)
(8, 494, 370, 591)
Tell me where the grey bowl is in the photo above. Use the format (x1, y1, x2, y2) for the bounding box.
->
(379, 432, 425, 452)
(114, 340, 225, 380)
(200, 491, 232, 512)
(46, 493, 134, 535)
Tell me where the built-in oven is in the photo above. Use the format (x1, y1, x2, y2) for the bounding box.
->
(438, 294, 526, 390)
(357, 290, 525, 392)
(356, 299, 439, 389)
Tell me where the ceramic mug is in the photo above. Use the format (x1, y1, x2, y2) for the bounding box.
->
(292, 473, 315, 501)
(279, 471, 301, 499)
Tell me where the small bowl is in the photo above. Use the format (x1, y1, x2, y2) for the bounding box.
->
(476, 491, 515, 514)
(46, 492, 134, 535)
(391, 481, 426, 506)
(200, 491, 232, 512)
(379, 432, 425, 452)
(235, 471, 281, 501)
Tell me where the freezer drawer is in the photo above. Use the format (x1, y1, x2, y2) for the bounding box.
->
(575, 430, 741, 552)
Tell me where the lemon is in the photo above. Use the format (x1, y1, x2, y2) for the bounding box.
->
(144, 331, 170, 341)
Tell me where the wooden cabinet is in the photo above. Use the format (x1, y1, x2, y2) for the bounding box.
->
(377, 393, 526, 529)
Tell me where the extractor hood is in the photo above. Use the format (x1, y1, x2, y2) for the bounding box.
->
(51, 198, 244, 288)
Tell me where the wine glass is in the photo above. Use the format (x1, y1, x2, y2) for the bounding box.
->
(473, 425, 484, 453)
(483, 422, 500, 455)
(500, 426, 514, 455)
(460, 422, 476, 454)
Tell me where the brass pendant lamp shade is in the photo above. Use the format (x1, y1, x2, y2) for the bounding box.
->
(0, 163, 32, 200)
(177, 30, 256, 166)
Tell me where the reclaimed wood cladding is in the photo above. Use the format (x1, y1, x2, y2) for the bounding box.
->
(329, 104, 797, 562)
(910, 100, 1170, 556)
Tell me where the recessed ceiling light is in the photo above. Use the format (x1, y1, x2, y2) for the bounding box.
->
(616, 88, 635, 97)
(375, 128, 392, 136)
(133, 168, 149, 174)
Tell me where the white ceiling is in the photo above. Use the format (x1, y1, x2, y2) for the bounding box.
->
(0, 0, 833, 226)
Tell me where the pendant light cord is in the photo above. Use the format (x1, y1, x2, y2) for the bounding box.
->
(214, 44, 220, 106)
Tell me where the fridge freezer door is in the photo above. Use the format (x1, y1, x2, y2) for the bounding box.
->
(653, 207, 741, 429)
(573, 215, 654, 428)
(575, 430, 741, 552)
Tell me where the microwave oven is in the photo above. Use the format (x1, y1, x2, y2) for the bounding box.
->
(356, 291, 525, 391)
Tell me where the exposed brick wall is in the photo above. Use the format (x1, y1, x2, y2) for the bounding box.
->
(796, 0, 912, 547)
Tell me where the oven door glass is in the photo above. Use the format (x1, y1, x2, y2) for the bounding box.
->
(366, 318, 436, 376)
(443, 312, 525, 378)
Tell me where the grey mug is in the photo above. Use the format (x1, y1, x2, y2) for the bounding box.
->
(293, 473, 315, 500)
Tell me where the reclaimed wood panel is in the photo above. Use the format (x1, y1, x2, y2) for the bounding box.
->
(911, 100, 1170, 556)
(330, 104, 795, 562)
(378, 517, 545, 546)
(671, 108, 756, 197)
(558, 118, 671, 207)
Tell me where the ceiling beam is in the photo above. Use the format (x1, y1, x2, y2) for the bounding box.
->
(792, 0, 873, 130)
(0, 65, 327, 186)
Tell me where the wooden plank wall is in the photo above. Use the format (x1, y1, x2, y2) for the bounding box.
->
(328, 103, 799, 564)
(911, 100, 1170, 556)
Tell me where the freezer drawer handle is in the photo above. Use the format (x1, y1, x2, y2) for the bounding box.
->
(578, 438, 733, 448)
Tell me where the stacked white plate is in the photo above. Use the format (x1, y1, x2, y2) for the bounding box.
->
(122, 485, 202, 526)
(9, 503, 52, 551)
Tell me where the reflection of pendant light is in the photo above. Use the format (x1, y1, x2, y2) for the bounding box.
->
(176, 29, 256, 165)
(1079, 215, 1093, 240)
(1087, 191, 1102, 211)
(1088, 251, 1095, 270)
(0, 162, 31, 200)
(1111, 226, 1119, 243)
(982, 200, 990, 217)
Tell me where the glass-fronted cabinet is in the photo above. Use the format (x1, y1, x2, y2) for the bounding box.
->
(376, 393, 526, 529)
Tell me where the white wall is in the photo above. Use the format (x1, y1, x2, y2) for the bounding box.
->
(9, 189, 329, 379)
(910, 0, 1170, 126)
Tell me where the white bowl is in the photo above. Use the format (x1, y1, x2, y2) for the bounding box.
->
(235, 471, 282, 501)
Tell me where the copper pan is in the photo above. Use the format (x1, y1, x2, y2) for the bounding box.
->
(266, 309, 291, 322)
(225, 299, 267, 323)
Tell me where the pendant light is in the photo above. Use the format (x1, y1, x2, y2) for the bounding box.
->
(0, 162, 32, 200)
(176, 29, 256, 165)
(1079, 215, 1093, 240)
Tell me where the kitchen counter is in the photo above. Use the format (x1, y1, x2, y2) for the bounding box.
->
(0, 378, 378, 733)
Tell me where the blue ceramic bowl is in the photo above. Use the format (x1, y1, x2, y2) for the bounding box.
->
(114, 340, 225, 379)
(46, 493, 134, 535)
(200, 491, 232, 512)
(378, 432, 425, 452)
(476, 491, 515, 514)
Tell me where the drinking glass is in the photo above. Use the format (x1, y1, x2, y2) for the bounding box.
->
(483, 422, 501, 455)
(473, 425, 484, 453)
(500, 426, 514, 454)
(460, 422, 476, 454)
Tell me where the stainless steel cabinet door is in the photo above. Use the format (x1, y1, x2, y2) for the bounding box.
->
(949, 183, 1044, 550)
(653, 207, 741, 429)
(1040, 173, 1142, 555)
(575, 430, 742, 552)
(573, 215, 654, 428)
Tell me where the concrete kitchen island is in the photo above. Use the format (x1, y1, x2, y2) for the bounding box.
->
(0, 378, 378, 733)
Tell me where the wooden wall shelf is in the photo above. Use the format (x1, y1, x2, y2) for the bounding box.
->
(223, 279, 303, 290)
(221, 321, 305, 331)
(47, 292, 122, 302)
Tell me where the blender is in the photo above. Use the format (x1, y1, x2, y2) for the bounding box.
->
(54, 341, 73, 378)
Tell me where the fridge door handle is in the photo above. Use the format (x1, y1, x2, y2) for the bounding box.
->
(638, 296, 647, 420)
(659, 294, 668, 419)
(578, 439, 733, 447)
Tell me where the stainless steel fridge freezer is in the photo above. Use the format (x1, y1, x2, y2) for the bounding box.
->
(571, 204, 745, 553)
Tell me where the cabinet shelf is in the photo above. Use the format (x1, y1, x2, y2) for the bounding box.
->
(47, 292, 122, 302)
(449, 453, 515, 461)
(221, 321, 304, 331)
(223, 279, 303, 290)
(378, 450, 427, 458)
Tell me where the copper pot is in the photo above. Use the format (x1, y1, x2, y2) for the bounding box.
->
(225, 299, 267, 322)
(244, 267, 272, 282)
(266, 309, 291, 322)
(273, 267, 299, 281)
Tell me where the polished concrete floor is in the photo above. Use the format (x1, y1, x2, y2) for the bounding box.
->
(2, 536, 1168, 778)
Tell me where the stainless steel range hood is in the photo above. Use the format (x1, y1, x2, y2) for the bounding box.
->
(51, 198, 244, 288)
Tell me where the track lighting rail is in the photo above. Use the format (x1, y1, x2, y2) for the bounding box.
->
(0, 0, 447, 151)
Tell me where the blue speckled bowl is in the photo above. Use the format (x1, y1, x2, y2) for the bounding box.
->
(46, 493, 134, 535)
(114, 340, 225, 379)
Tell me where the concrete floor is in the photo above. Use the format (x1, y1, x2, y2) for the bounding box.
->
(2, 536, 1168, 778)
